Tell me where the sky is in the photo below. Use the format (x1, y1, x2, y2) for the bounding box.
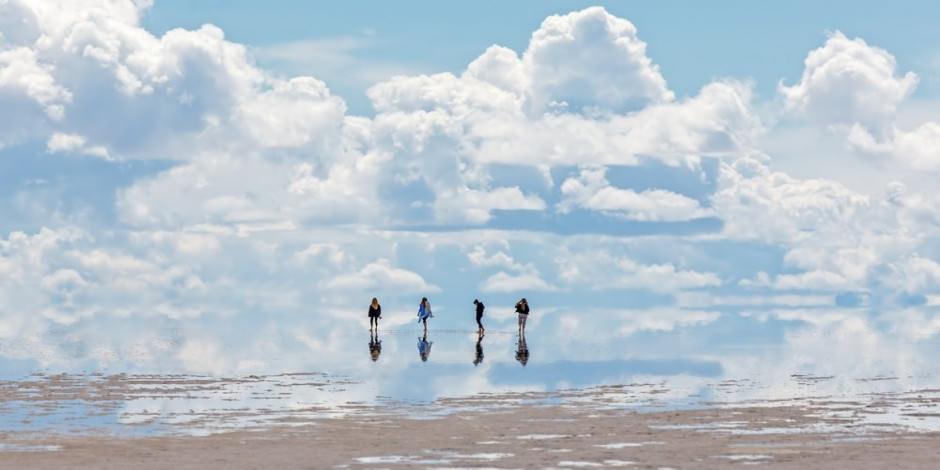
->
(2, 0, 940, 384)
(142, 1, 940, 114)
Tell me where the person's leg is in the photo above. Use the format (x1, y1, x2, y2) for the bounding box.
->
(521, 314, 527, 335)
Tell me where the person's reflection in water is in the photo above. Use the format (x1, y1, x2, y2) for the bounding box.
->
(473, 332, 484, 366)
(418, 331, 433, 362)
(515, 332, 529, 366)
(369, 330, 381, 362)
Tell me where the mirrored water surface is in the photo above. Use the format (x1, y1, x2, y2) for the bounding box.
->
(2, 304, 940, 436)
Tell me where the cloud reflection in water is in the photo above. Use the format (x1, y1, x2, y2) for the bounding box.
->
(1, 304, 939, 435)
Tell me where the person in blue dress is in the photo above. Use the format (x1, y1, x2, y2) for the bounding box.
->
(417, 297, 433, 334)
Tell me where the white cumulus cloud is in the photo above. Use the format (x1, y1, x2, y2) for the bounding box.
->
(780, 32, 917, 131)
(780, 31, 940, 173)
(324, 259, 440, 293)
(522, 6, 673, 114)
(480, 271, 554, 293)
(559, 166, 713, 221)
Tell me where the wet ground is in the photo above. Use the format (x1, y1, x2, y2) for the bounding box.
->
(1, 306, 939, 466)
(1, 378, 938, 468)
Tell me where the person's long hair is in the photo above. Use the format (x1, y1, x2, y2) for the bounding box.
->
(421, 297, 428, 308)
(371, 297, 380, 308)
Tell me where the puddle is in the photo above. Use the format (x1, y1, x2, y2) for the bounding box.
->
(594, 442, 665, 449)
(0, 309, 940, 440)
(558, 461, 634, 467)
(558, 461, 605, 468)
(0, 443, 62, 452)
(517, 434, 569, 440)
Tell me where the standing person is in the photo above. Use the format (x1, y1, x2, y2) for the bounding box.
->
(417, 297, 433, 334)
(368, 297, 382, 331)
(418, 331, 433, 362)
(473, 299, 485, 335)
(514, 298, 530, 335)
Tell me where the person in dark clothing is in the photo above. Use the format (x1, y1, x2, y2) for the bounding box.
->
(368, 297, 382, 331)
(473, 299, 485, 335)
(514, 298, 530, 335)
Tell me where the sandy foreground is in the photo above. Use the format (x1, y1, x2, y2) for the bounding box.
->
(1, 375, 939, 469)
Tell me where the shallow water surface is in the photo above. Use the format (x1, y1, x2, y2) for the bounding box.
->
(1, 305, 940, 436)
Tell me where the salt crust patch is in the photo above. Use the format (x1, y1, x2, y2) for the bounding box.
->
(0, 443, 62, 452)
(444, 452, 513, 460)
(558, 461, 634, 467)
(594, 441, 664, 449)
(718, 454, 772, 461)
(355, 455, 411, 464)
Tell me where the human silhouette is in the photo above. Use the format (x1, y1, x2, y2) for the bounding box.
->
(515, 332, 529, 366)
(369, 330, 382, 362)
(418, 331, 433, 362)
(368, 297, 382, 331)
(473, 332, 484, 366)
(417, 297, 433, 334)
(514, 298, 530, 335)
(473, 299, 485, 335)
